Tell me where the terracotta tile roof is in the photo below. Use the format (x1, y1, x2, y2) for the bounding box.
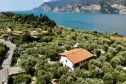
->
(110, 36, 126, 41)
(59, 48, 93, 64)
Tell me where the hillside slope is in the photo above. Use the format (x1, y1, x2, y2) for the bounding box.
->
(32, 0, 126, 14)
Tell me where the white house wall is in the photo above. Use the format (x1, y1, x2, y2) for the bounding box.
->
(60, 56, 74, 71)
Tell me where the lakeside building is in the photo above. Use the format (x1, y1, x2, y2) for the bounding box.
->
(59, 48, 94, 71)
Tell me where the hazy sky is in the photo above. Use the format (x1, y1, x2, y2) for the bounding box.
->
(0, 0, 53, 11)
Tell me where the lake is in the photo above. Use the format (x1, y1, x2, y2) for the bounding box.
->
(13, 11, 126, 36)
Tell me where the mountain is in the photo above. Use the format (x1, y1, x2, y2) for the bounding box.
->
(32, 0, 126, 14)
(78, 0, 99, 5)
(33, 0, 78, 12)
(48, 0, 77, 6)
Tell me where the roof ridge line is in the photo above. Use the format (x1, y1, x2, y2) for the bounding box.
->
(64, 48, 83, 56)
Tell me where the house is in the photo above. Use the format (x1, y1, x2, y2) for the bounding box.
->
(59, 48, 94, 71)
(7, 28, 11, 32)
(30, 31, 40, 38)
(13, 31, 23, 35)
(51, 79, 59, 84)
(110, 36, 126, 41)
(123, 67, 126, 71)
(9, 67, 25, 76)
(74, 42, 79, 48)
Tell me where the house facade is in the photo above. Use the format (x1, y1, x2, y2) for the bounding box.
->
(30, 30, 41, 38)
(59, 48, 94, 71)
(60, 56, 74, 70)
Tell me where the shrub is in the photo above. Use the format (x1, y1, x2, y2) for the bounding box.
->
(12, 74, 31, 84)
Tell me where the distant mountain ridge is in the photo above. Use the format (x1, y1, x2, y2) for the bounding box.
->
(48, 0, 77, 6)
(32, 0, 126, 14)
(33, 0, 77, 12)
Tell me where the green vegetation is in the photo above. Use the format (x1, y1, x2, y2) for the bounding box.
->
(1, 12, 126, 84)
(11, 74, 31, 84)
(0, 42, 7, 62)
(0, 43, 6, 54)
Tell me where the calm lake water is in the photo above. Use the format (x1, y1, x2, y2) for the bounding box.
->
(13, 11, 126, 36)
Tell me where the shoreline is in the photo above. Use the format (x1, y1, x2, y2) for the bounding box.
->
(12, 11, 126, 15)
(57, 25, 126, 37)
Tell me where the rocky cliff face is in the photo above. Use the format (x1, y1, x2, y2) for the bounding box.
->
(52, 4, 101, 13)
(112, 4, 126, 14)
(33, 2, 53, 12)
(33, 0, 126, 14)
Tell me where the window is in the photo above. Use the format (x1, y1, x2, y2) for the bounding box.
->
(66, 60, 67, 63)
